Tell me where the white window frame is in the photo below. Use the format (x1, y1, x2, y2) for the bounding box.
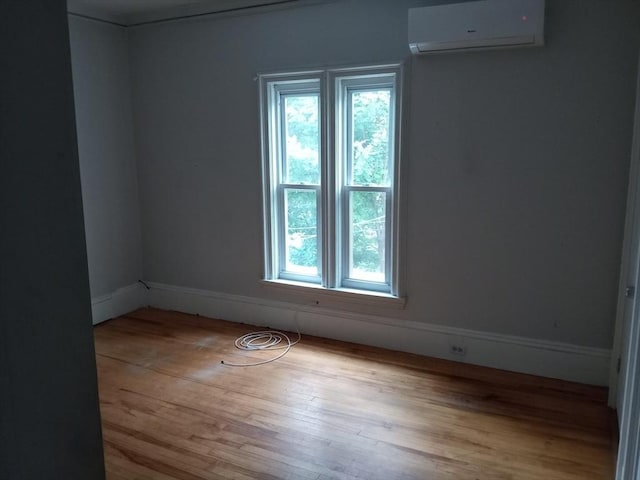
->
(260, 64, 404, 304)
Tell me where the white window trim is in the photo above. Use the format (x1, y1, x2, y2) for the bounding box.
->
(260, 71, 324, 282)
(259, 64, 405, 306)
(332, 71, 399, 293)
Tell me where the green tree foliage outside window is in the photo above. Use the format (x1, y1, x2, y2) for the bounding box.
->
(284, 95, 319, 273)
(350, 90, 391, 280)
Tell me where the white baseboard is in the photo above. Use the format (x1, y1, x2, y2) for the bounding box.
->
(91, 282, 148, 325)
(144, 282, 611, 386)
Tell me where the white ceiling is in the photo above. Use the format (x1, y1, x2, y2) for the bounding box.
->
(67, 0, 308, 26)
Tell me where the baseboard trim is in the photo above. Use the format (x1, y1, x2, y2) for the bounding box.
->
(144, 282, 611, 386)
(91, 282, 148, 324)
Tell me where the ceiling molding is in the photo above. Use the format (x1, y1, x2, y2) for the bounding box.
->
(67, 0, 334, 27)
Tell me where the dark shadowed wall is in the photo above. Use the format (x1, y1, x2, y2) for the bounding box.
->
(0, 1, 105, 478)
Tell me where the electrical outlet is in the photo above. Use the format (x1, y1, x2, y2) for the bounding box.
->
(450, 344, 466, 356)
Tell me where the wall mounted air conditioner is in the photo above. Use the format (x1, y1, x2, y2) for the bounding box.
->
(408, 0, 545, 55)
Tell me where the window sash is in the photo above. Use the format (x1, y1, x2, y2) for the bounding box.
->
(340, 186, 392, 291)
(277, 184, 322, 283)
(345, 86, 393, 188)
(279, 92, 321, 186)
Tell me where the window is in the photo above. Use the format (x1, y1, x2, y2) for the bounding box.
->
(260, 65, 402, 299)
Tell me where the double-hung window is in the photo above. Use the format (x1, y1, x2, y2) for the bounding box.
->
(260, 65, 402, 299)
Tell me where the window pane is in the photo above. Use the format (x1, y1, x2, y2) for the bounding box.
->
(348, 191, 386, 282)
(350, 89, 391, 187)
(284, 189, 318, 276)
(284, 95, 320, 185)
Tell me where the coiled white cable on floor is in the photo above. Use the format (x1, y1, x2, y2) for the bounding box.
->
(221, 329, 301, 367)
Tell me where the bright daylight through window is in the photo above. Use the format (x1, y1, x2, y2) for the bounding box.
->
(260, 65, 402, 298)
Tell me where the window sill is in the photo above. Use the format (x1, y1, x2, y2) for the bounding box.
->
(260, 279, 406, 310)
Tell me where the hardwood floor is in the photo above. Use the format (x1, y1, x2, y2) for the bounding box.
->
(94, 308, 615, 480)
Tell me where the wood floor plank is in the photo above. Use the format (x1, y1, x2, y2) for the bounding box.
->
(95, 308, 615, 480)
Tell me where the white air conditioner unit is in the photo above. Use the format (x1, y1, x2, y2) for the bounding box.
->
(408, 0, 545, 55)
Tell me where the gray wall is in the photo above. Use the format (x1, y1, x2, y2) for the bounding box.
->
(0, 1, 105, 478)
(406, 1, 640, 346)
(128, 0, 639, 349)
(69, 16, 143, 299)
